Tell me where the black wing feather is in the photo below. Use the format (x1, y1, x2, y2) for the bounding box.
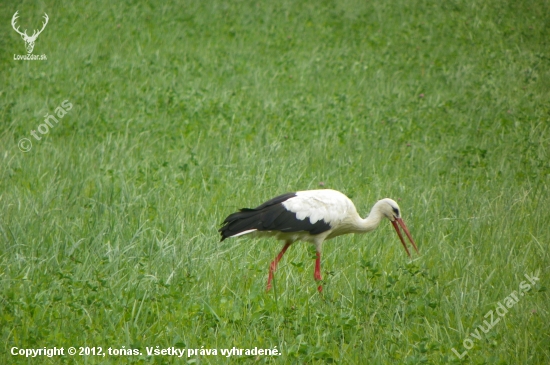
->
(219, 192, 331, 241)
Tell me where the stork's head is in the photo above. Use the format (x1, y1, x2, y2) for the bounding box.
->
(378, 198, 419, 257)
(377, 198, 402, 221)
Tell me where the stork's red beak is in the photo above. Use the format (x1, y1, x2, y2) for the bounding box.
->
(391, 218, 418, 257)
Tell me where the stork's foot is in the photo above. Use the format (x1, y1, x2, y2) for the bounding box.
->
(266, 262, 276, 291)
(314, 251, 323, 292)
(266, 242, 292, 292)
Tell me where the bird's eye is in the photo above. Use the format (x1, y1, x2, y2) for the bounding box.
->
(392, 207, 399, 216)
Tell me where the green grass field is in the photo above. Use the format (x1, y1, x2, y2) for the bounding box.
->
(1, 0, 549, 363)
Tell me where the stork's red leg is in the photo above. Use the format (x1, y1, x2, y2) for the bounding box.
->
(267, 241, 292, 291)
(314, 252, 323, 292)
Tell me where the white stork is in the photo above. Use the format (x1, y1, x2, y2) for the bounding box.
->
(219, 189, 418, 292)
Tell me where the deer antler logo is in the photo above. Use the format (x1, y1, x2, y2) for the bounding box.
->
(11, 11, 49, 54)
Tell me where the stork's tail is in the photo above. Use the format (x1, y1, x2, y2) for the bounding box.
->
(219, 192, 298, 241)
(219, 209, 261, 241)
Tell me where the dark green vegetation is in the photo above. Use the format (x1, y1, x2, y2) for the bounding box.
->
(1, 0, 549, 363)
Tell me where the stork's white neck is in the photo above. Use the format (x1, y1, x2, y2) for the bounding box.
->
(353, 201, 388, 233)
